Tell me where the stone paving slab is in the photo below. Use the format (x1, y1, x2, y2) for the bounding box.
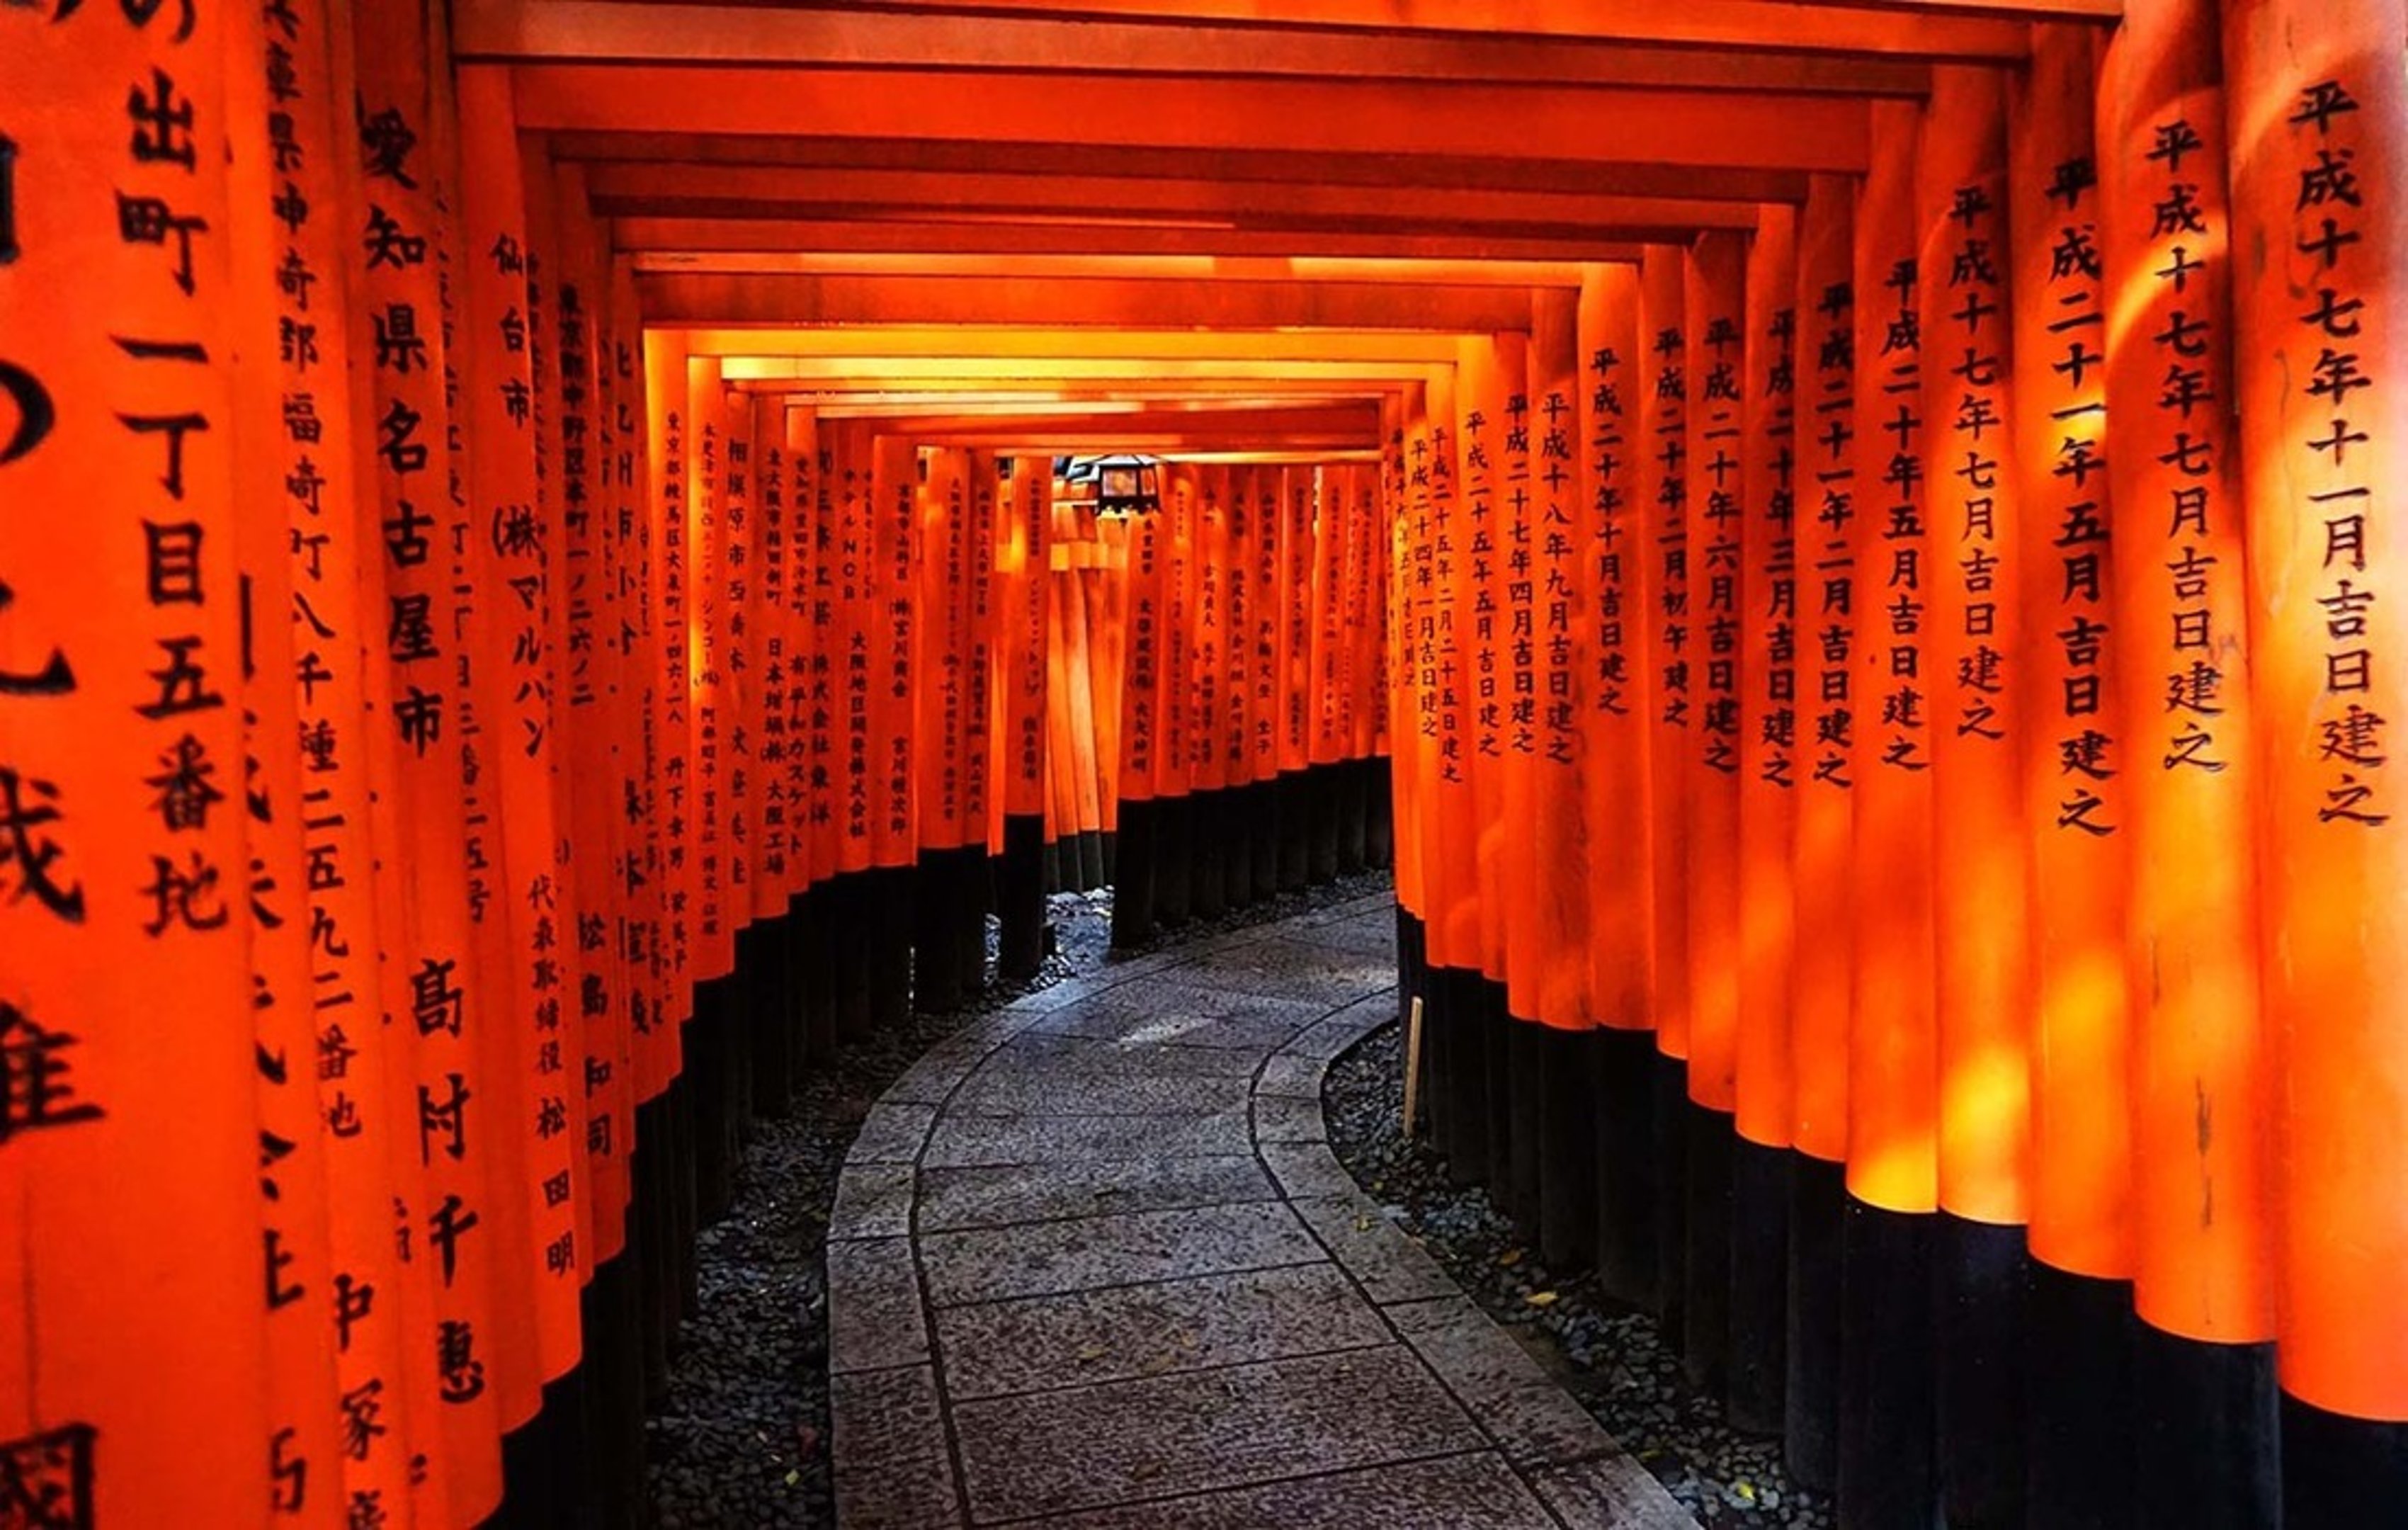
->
(831, 1364, 962, 1529)
(1169, 936, 1400, 1006)
(1021, 1451, 1561, 1529)
(1285, 1194, 1462, 1305)
(848, 1101, 941, 1164)
(826, 1235, 929, 1374)
(946, 1068, 1257, 1119)
(828, 893, 1695, 1530)
(917, 1155, 1278, 1232)
(986, 1031, 1270, 1080)
(921, 1109, 1256, 1167)
(1385, 1295, 1623, 1470)
(920, 1199, 1324, 1306)
(829, 1162, 916, 1242)
(934, 1261, 1390, 1400)
(950, 1345, 1487, 1523)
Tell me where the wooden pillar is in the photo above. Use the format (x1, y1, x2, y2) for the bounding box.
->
(1578, 263, 1662, 1310)
(2098, 3, 2281, 1521)
(1921, 64, 2032, 1530)
(2222, 0, 2408, 1516)
(1529, 288, 1597, 1271)
(1636, 244, 1693, 1332)
(1732, 201, 1800, 1439)
(1841, 96, 1941, 1530)
(1682, 230, 1749, 1390)
(1786, 170, 1857, 1494)
(2009, 26, 2140, 1527)
(0, 14, 288, 1524)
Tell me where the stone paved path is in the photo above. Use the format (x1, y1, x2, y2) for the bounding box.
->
(826, 892, 1696, 1529)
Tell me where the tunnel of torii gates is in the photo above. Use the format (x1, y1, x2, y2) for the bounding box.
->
(6, 0, 2408, 1526)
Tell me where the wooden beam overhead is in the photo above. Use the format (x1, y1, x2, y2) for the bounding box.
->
(509, 65, 1873, 173)
(583, 164, 1762, 241)
(635, 252, 1598, 287)
(637, 273, 1550, 330)
(664, 328, 1472, 361)
(730, 0, 2087, 56)
(612, 217, 1648, 264)
(554, 133, 1813, 204)
(717, 356, 1445, 383)
(454, 0, 1936, 94)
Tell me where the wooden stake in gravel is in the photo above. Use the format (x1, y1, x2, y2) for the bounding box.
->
(1402, 995, 1426, 1139)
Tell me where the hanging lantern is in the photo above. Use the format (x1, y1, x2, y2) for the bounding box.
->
(1064, 453, 1162, 517)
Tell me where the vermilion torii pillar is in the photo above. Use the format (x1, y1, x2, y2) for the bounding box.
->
(2101, 1, 2283, 1522)
(2224, 0, 2408, 1516)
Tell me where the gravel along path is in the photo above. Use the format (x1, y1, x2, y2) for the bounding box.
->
(1325, 1021, 1835, 1530)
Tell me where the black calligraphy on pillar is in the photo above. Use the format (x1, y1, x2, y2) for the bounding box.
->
(2040, 154, 2115, 834)
(1589, 346, 1632, 720)
(1810, 279, 1858, 790)
(1760, 305, 1798, 790)
(1875, 258, 1927, 771)
(0, 997, 104, 1143)
(1700, 311, 1744, 774)
(1943, 183, 2009, 745)
(1653, 322, 1691, 729)
(2281, 79, 2387, 826)
(0, 1421, 98, 1530)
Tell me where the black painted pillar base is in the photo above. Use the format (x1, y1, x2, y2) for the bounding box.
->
(1225, 786, 1256, 911)
(1537, 1024, 1596, 1271)
(1338, 757, 1370, 873)
(1591, 1026, 1659, 1313)
(583, 1246, 649, 1529)
(1683, 1102, 1734, 1393)
(832, 873, 875, 1044)
(1276, 770, 1312, 890)
(783, 892, 817, 1082)
(802, 885, 841, 1062)
(1040, 837, 1062, 895)
(1365, 757, 1395, 869)
(1192, 789, 1229, 920)
(1309, 765, 1343, 883)
(1651, 1052, 1690, 1340)
(1439, 968, 1491, 1184)
(632, 1092, 673, 1408)
(953, 844, 991, 1001)
(1785, 1152, 1846, 1492)
(1108, 800, 1157, 949)
(2284, 1390, 2408, 1530)
(745, 919, 793, 1119)
(720, 956, 756, 1157)
(1155, 793, 1193, 926)
(1249, 778, 1281, 902)
(1100, 829, 1117, 883)
(1937, 1213, 2028, 1529)
(868, 863, 914, 1030)
(2026, 1259, 2136, 1529)
(1727, 1137, 1791, 1436)
(1077, 828, 1105, 892)
(913, 848, 965, 1014)
(1483, 983, 1518, 1227)
(998, 813, 1047, 978)
(1839, 1196, 1938, 1530)
(2132, 1320, 2280, 1529)
(669, 1069, 699, 1320)
(688, 978, 734, 1223)
(1506, 1015, 1544, 1245)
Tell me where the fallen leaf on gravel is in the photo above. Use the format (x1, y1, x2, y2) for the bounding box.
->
(1525, 1291, 1559, 1307)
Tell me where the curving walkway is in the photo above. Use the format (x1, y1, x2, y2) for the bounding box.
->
(824, 894, 1696, 1529)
